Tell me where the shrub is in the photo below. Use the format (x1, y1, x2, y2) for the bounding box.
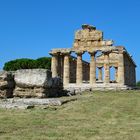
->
(3, 57, 51, 71)
(136, 81, 140, 87)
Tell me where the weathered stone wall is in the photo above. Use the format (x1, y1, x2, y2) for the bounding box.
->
(124, 54, 136, 86)
(0, 71, 15, 98)
(14, 69, 63, 98)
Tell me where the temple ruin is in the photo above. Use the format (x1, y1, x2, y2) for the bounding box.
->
(50, 24, 136, 91)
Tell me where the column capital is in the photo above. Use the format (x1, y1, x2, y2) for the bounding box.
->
(102, 51, 110, 55)
(97, 66, 103, 69)
(88, 51, 97, 55)
(62, 52, 70, 56)
(75, 51, 84, 56)
(49, 52, 59, 56)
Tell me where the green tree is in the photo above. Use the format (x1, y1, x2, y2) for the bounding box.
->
(136, 81, 140, 87)
(36, 57, 51, 69)
(3, 57, 51, 71)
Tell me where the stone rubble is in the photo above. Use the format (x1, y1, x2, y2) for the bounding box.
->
(0, 71, 15, 98)
(0, 98, 77, 109)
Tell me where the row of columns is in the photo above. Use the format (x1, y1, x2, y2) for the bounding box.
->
(97, 67, 118, 82)
(51, 51, 125, 86)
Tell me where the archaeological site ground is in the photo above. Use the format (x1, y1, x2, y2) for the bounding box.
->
(0, 90, 140, 140)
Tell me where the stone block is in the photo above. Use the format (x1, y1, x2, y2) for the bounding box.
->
(75, 29, 103, 41)
(0, 71, 15, 98)
(14, 69, 63, 98)
(14, 69, 52, 88)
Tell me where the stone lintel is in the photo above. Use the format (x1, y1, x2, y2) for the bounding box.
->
(75, 51, 84, 55)
(100, 40, 114, 46)
(50, 48, 72, 55)
(74, 29, 103, 41)
(88, 49, 96, 53)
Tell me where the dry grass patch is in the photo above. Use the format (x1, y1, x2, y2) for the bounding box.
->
(0, 90, 140, 140)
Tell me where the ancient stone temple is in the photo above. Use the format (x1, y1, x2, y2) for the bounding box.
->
(50, 24, 136, 91)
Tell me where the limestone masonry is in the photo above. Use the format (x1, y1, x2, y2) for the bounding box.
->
(50, 24, 136, 91)
(0, 69, 63, 98)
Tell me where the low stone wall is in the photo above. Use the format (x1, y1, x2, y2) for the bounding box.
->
(0, 71, 15, 98)
(14, 69, 63, 98)
(0, 69, 63, 98)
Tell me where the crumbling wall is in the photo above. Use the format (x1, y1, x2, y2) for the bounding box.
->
(14, 69, 63, 98)
(124, 54, 136, 86)
(0, 71, 15, 98)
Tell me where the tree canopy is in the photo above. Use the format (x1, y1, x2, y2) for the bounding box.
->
(3, 57, 51, 71)
(136, 81, 140, 87)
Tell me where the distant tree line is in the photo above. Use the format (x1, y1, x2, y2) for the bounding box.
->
(3, 57, 51, 71)
(136, 81, 140, 87)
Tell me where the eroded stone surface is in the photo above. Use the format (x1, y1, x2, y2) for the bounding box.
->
(14, 69, 63, 98)
(0, 98, 77, 109)
(0, 98, 62, 109)
(0, 71, 15, 98)
(14, 69, 52, 88)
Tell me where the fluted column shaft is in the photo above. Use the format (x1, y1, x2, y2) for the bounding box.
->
(115, 67, 118, 82)
(98, 67, 102, 81)
(76, 53, 83, 84)
(118, 52, 125, 84)
(51, 54, 58, 77)
(63, 54, 70, 85)
(61, 55, 64, 80)
(104, 52, 110, 83)
(90, 52, 96, 84)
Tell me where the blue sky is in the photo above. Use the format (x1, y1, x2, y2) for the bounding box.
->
(0, 0, 140, 81)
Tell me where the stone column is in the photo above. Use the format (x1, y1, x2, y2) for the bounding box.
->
(57, 54, 62, 77)
(98, 67, 102, 81)
(115, 67, 118, 82)
(118, 52, 125, 84)
(90, 52, 96, 84)
(76, 52, 83, 85)
(51, 54, 58, 77)
(63, 53, 70, 85)
(104, 52, 110, 83)
(60, 55, 64, 80)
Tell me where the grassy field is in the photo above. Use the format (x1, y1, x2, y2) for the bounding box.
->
(0, 90, 140, 140)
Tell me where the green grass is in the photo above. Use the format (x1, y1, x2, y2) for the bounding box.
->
(0, 90, 140, 140)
